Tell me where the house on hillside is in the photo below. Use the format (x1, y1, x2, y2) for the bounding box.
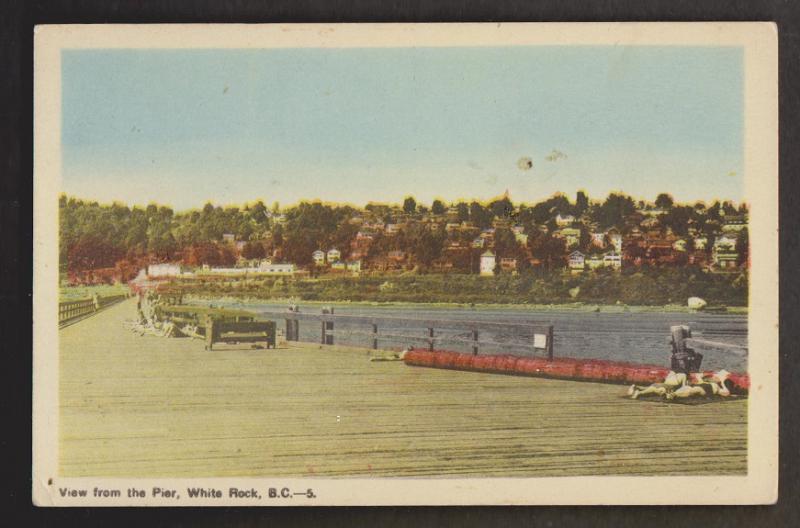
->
(694, 236, 708, 250)
(722, 215, 747, 233)
(385, 223, 403, 235)
(712, 235, 739, 269)
(327, 248, 341, 263)
(603, 251, 622, 269)
(555, 213, 575, 227)
(312, 250, 326, 266)
(568, 251, 585, 271)
(499, 257, 518, 273)
(479, 250, 496, 276)
(222, 233, 236, 244)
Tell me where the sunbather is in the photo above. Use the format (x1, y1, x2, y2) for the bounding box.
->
(627, 371, 687, 399)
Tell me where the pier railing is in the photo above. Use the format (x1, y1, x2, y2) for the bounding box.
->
(669, 323, 747, 373)
(59, 293, 129, 327)
(257, 307, 555, 359)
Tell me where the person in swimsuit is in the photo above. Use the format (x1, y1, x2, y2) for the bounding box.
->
(627, 371, 688, 399)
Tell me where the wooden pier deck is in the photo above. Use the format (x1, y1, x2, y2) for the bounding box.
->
(59, 299, 747, 477)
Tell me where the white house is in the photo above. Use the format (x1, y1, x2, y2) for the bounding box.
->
(147, 263, 181, 277)
(327, 248, 341, 263)
(258, 262, 295, 275)
(312, 250, 326, 266)
(568, 251, 585, 271)
(479, 250, 496, 276)
(712, 235, 739, 269)
(694, 236, 708, 250)
(555, 213, 575, 227)
(603, 251, 622, 269)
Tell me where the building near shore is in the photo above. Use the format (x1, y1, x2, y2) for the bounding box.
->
(147, 263, 182, 277)
(479, 250, 496, 276)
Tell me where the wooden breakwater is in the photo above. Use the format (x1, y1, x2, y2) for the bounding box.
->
(257, 306, 555, 359)
(59, 293, 129, 328)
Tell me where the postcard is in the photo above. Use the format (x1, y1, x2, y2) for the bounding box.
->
(33, 23, 778, 506)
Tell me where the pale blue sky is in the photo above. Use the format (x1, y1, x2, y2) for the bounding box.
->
(62, 46, 743, 210)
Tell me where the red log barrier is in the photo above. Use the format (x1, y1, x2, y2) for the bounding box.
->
(402, 349, 749, 392)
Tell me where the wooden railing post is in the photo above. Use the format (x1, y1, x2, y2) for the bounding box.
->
(428, 327, 435, 352)
(546, 326, 554, 360)
(372, 323, 378, 350)
(472, 329, 479, 355)
(321, 307, 334, 345)
(204, 315, 216, 351)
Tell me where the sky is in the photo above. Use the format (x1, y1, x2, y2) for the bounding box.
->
(61, 46, 744, 211)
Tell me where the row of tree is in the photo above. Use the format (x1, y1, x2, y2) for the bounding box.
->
(59, 192, 746, 272)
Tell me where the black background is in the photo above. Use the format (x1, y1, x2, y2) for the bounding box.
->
(1, 1, 798, 526)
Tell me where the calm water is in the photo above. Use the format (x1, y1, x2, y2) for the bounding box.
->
(194, 300, 748, 372)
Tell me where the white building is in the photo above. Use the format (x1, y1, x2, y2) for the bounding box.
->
(556, 214, 575, 227)
(479, 251, 496, 276)
(257, 262, 295, 275)
(147, 263, 181, 277)
(568, 251, 585, 271)
(327, 248, 341, 263)
(312, 250, 326, 266)
(603, 251, 622, 269)
(694, 236, 708, 250)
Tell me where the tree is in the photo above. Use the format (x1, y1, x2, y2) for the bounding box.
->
(529, 234, 566, 270)
(431, 199, 446, 215)
(655, 193, 674, 210)
(494, 228, 522, 259)
(469, 201, 493, 228)
(575, 191, 589, 216)
(490, 196, 514, 218)
(403, 196, 417, 214)
(455, 202, 470, 222)
(242, 241, 266, 260)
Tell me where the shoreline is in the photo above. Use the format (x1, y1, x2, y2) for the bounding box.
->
(183, 293, 748, 315)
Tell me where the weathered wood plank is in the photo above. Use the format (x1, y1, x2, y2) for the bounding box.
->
(59, 299, 747, 478)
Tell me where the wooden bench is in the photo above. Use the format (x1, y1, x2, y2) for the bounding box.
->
(204, 317, 276, 350)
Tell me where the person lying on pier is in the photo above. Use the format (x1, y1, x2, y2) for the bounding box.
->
(627, 371, 687, 400)
(666, 369, 732, 401)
